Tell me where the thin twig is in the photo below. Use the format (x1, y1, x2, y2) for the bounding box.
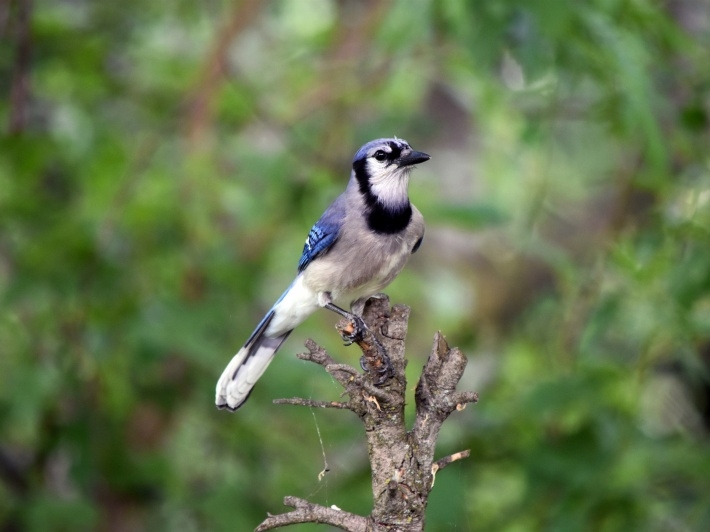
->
(324, 363, 360, 377)
(432, 449, 471, 473)
(430, 449, 471, 488)
(273, 397, 352, 410)
(322, 363, 398, 406)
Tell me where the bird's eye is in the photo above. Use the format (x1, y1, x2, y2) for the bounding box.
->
(374, 150, 387, 161)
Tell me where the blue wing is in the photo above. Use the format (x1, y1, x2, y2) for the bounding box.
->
(297, 196, 346, 273)
(297, 219, 340, 273)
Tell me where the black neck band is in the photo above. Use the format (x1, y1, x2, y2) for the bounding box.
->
(353, 159, 412, 234)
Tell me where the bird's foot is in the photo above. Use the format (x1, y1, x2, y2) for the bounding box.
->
(340, 314, 366, 346)
(360, 345, 393, 385)
(332, 303, 393, 385)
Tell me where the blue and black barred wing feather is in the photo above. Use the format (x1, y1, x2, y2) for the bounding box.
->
(297, 219, 340, 272)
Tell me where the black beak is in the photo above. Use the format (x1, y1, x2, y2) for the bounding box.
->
(398, 150, 430, 168)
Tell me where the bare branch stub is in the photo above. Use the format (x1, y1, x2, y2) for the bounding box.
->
(413, 333, 478, 443)
(433, 449, 471, 473)
(261, 295, 478, 532)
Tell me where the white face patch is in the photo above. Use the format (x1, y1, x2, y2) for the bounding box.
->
(365, 158, 412, 209)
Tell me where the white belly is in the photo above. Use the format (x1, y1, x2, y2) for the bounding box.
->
(306, 236, 410, 308)
(267, 231, 414, 334)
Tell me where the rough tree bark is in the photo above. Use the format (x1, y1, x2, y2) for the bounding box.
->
(255, 295, 478, 532)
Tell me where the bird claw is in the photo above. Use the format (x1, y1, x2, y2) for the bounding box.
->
(377, 358, 394, 384)
(339, 314, 393, 384)
(361, 353, 393, 385)
(340, 315, 366, 345)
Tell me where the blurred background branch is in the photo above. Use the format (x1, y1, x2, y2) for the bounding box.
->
(184, 0, 261, 147)
(7, 0, 32, 134)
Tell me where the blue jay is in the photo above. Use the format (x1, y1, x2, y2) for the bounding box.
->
(216, 138, 430, 411)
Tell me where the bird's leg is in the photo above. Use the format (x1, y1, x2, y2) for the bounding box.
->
(324, 302, 367, 345)
(325, 301, 393, 384)
(323, 301, 394, 386)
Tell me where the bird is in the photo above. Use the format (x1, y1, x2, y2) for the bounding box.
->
(216, 137, 430, 411)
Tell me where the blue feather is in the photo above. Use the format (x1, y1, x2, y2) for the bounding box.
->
(297, 196, 345, 272)
(297, 220, 339, 272)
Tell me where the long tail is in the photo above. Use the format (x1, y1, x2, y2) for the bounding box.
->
(215, 308, 293, 411)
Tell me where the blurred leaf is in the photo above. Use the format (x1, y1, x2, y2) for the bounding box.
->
(429, 202, 509, 228)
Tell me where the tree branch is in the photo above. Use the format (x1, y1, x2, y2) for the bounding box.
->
(433, 450, 471, 475)
(256, 296, 477, 531)
(430, 450, 471, 488)
(272, 398, 351, 410)
(255, 496, 369, 532)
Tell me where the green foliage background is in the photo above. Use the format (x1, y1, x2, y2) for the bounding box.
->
(1, 0, 709, 530)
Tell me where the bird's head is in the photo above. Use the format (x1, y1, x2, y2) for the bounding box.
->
(352, 138, 430, 209)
